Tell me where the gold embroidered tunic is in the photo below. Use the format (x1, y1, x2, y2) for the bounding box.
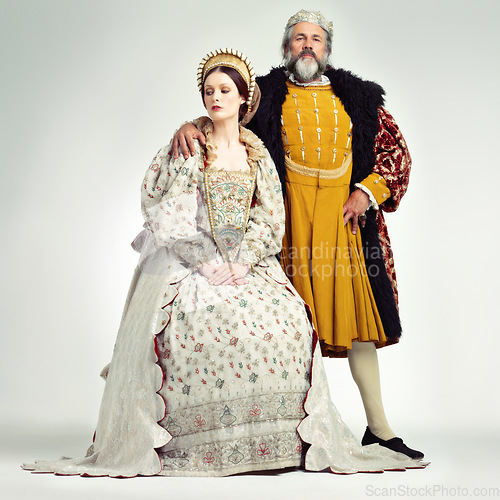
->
(281, 81, 390, 357)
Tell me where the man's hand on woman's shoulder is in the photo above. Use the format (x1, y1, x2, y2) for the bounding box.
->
(169, 123, 206, 159)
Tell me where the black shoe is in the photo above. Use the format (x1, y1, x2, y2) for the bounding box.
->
(362, 427, 424, 460)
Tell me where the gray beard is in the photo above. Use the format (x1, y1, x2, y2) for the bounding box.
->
(284, 51, 328, 82)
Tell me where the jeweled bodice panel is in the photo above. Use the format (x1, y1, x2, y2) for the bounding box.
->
(203, 169, 256, 263)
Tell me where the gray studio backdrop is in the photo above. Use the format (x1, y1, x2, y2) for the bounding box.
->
(1, 0, 499, 446)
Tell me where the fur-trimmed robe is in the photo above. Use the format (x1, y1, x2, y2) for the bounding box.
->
(246, 66, 412, 342)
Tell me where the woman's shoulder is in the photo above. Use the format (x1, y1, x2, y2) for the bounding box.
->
(239, 126, 263, 148)
(239, 126, 268, 163)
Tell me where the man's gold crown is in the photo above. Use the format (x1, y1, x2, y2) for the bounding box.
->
(285, 9, 333, 38)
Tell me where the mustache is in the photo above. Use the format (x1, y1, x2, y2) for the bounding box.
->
(297, 49, 319, 62)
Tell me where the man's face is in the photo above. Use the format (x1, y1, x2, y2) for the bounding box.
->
(284, 22, 328, 82)
(288, 22, 327, 62)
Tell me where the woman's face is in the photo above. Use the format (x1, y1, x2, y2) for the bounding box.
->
(203, 70, 245, 123)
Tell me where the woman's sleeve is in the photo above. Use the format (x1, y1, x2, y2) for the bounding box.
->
(238, 151, 285, 267)
(141, 142, 215, 266)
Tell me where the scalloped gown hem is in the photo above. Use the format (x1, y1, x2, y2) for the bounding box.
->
(22, 338, 428, 476)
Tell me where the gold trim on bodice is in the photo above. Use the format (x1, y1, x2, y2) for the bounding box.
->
(203, 168, 256, 263)
(199, 121, 265, 263)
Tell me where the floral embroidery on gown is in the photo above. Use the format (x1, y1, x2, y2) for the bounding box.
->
(22, 123, 427, 477)
(152, 130, 314, 475)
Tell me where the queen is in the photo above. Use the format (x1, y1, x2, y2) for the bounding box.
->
(23, 49, 426, 477)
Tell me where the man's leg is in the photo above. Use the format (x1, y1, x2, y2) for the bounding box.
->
(347, 341, 395, 440)
(347, 341, 424, 459)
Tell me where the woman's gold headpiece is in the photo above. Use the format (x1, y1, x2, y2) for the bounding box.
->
(197, 48, 256, 109)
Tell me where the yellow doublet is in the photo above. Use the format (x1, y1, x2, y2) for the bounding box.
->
(281, 82, 352, 168)
(281, 81, 390, 357)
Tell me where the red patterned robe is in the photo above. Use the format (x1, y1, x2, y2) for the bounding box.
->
(373, 106, 412, 305)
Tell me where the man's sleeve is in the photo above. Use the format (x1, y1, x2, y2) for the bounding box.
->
(358, 106, 412, 213)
